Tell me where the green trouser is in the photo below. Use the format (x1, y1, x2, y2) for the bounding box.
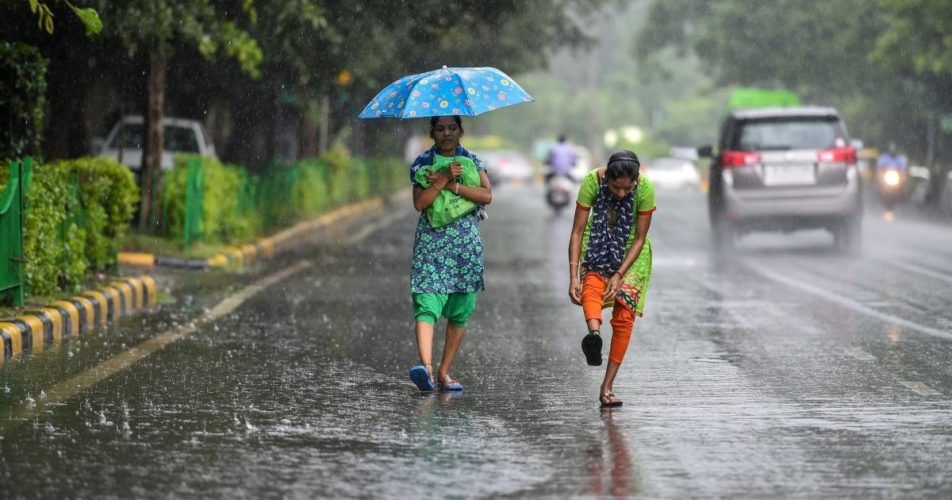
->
(412, 292, 478, 327)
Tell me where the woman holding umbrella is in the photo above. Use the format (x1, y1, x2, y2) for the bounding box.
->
(358, 66, 532, 392)
(568, 150, 655, 408)
(407, 115, 492, 391)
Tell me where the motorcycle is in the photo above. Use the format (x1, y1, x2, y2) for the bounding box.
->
(876, 167, 907, 210)
(546, 173, 577, 215)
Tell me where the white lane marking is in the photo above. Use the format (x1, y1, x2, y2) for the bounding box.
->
(899, 381, 943, 397)
(873, 256, 952, 285)
(846, 347, 876, 361)
(744, 261, 952, 341)
(342, 209, 407, 245)
(3, 259, 313, 427)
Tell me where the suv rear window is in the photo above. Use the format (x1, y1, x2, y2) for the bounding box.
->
(733, 117, 845, 151)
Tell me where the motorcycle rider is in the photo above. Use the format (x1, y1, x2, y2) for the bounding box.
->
(876, 142, 909, 216)
(877, 142, 908, 173)
(545, 134, 579, 182)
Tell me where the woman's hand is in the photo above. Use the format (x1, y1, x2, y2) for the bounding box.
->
(447, 161, 462, 180)
(569, 276, 582, 305)
(603, 272, 622, 301)
(426, 170, 453, 190)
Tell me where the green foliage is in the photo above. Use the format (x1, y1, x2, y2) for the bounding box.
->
(24, 0, 101, 35)
(634, 0, 952, 167)
(874, 0, 952, 80)
(0, 157, 137, 296)
(53, 157, 140, 270)
(0, 42, 48, 160)
(164, 154, 254, 244)
(160, 152, 405, 246)
(105, 1, 262, 76)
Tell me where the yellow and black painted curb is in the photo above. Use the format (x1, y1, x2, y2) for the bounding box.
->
(119, 197, 386, 270)
(0, 275, 158, 363)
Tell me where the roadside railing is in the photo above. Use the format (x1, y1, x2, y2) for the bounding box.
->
(0, 158, 33, 306)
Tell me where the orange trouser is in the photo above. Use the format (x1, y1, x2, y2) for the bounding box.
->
(581, 272, 635, 365)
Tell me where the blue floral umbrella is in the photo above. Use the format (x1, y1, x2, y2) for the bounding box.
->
(358, 66, 534, 119)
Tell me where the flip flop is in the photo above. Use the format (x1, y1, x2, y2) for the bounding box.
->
(438, 379, 463, 392)
(409, 365, 436, 392)
(600, 392, 623, 408)
(581, 331, 603, 366)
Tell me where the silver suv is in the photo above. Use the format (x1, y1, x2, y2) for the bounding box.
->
(702, 107, 862, 252)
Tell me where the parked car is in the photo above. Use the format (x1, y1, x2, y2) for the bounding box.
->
(477, 149, 534, 185)
(97, 115, 216, 173)
(642, 157, 700, 190)
(700, 106, 862, 252)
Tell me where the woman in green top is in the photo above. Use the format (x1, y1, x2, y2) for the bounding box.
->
(568, 150, 655, 408)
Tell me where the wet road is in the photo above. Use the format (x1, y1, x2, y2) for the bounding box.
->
(2, 183, 952, 498)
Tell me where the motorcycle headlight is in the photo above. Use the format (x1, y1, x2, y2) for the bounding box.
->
(883, 170, 901, 186)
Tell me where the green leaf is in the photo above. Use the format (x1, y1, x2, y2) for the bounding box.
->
(66, 2, 103, 37)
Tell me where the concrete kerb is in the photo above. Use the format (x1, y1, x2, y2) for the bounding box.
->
(0, 275, 158, 363)
(117, 197, 386, 270)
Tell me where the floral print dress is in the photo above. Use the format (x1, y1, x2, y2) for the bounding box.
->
(410, 145, 486, 294)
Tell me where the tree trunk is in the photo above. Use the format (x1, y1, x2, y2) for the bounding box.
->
(138, 52, 168, 232)
(319, 94, 330, 155)
(299, 94, 319, 158)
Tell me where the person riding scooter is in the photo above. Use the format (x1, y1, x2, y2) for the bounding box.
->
(876, 142, 909, 211)
(545, 134, 580, 214)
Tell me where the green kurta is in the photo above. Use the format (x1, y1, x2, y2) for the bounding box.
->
(577, 169, 656, 316)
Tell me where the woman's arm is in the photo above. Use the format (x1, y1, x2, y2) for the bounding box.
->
(455, 170, 493, 205)
(567, 204, 589, 305)
(603, 212, 652, 300)
(412, 170, 452, 212)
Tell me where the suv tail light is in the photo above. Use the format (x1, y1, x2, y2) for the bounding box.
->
(817, 147, 856, 164)
(722, 150, 761, 168)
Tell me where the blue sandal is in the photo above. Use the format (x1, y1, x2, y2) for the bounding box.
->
(438, 378, 463, 392)
(409, 364, 436, 392)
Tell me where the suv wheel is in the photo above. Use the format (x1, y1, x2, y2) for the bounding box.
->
(711, 217, 735, 252)
(833, 215, 862, 253)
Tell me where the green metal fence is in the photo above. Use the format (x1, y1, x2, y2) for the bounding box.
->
(183, 156, 204, 247)
(0, 158, 33, 306)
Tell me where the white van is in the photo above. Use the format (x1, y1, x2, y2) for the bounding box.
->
(97, 115, 216, 171)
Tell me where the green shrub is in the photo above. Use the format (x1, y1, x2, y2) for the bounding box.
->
(0, 157, 136, 296)
(51, 157, 139, 271)
(290, 160, 331, 219)
(164, 155, 258, 244)
(156, 153, 406, 250)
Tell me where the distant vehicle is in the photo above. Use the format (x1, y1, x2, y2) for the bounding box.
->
(477, 149, 534, 185)
(533, 139, 592, 182)
(545, 174, 577, 215)
(700, 106, 862, 252)
(642, 157, 700, 190)
(97, 115, 217, 172)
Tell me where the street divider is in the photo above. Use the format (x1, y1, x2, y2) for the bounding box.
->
(0, 275, 157, 363)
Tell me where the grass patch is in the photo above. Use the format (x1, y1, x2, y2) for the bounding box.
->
(119, 232, 234, 259)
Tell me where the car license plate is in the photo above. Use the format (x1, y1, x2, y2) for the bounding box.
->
(764, 164, 815, 186)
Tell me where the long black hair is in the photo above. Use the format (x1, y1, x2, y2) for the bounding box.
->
(606, 150, 640, 181)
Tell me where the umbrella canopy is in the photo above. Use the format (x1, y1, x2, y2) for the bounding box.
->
(358, 66, 534, 119)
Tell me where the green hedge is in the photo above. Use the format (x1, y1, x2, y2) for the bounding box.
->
(0, 157, 138, 296)
(163, 154, 256, 243)
(160, 150, 407, 245)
